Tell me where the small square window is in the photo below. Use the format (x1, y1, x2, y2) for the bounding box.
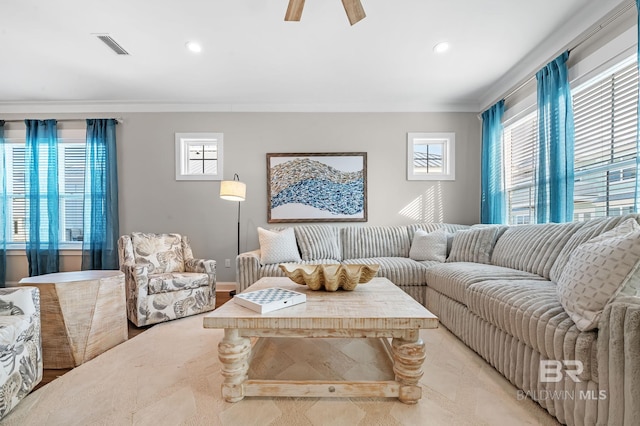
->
(175, 133, 223, 181)
(407, 132, 455, 180)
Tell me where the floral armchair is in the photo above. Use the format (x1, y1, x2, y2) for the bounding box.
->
(0, 287, 42, 419)
(118, 232, 216, 326)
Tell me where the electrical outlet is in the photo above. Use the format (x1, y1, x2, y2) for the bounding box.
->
(225, 259, 231, 268)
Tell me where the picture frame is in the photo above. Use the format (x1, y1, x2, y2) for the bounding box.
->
(267, 152, 367, 223)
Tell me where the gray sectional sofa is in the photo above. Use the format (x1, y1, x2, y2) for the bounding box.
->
(236, 217, 640, 426)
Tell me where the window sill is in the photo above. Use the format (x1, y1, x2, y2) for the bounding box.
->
(6, 247, 82, 256)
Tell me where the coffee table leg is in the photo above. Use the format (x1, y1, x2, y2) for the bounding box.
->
(392, 333, 426, 404)
(218, 328, 251, 402)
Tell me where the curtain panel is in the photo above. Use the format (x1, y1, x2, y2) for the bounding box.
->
(536, 51, 575, 223)
(481, 100, 506, 224)
(0, 121, 6, 287)
(25, 119, 60, 276)
(81, 118, 120, 270)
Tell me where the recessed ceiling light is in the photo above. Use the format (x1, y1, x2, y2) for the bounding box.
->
(433, 42, 450, 54)
(186, 41, 202, 53)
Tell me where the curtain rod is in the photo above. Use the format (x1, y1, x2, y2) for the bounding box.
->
(1, 117, 123, 124)
(499, 0, 635, 104)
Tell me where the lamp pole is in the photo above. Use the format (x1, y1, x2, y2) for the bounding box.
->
(236, 199, 241, 256)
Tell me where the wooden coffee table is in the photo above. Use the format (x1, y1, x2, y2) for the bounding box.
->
(203, 277, 438, 404)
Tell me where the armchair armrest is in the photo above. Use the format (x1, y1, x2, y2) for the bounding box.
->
(121, 264, 149, 294)
(185, 258, 217, 291)
(597, 296, 640, 426)
(0, 287, 39, 318)
(236, 250, 261, 293)
(118, 234, 136, 269)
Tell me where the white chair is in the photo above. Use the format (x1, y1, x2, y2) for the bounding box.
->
(118, 232, 216, 326)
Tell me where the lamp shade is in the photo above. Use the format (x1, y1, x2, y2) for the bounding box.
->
(220, 180, 246, 201)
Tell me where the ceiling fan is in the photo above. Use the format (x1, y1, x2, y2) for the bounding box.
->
(285, 0, 366, 26)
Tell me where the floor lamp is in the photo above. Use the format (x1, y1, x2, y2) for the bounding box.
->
(220, 174, 246, 296)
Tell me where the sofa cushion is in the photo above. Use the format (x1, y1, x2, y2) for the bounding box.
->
(466, 279, 597, 381)
(557, 218, 640, 331)
(341, 226, 411, 259)
(148, 272, 209, 295)
(131, 232, 185, 274)
(342, 257, 432, 286)
(491, 222, 583, 279)
(446, 226, 506, 264)
(260, 259, 341, 279)
(409, 228, 447, 262)
(549, 214, 640, 282)
(294, 225, 341, 261)
(258, 227, 302, 265)
(425, 262, 544, 306)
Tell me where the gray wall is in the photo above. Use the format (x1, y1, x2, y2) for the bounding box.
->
(4, 111, 481, 283)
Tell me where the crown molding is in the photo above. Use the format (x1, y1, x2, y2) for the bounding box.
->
(0, 100, 480, 114)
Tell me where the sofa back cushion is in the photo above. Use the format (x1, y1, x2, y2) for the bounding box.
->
(131, 232, 185, 274)
(446, 225, 506, 264)
(294, 225, 341, 261)
(341, 226, 410, 259)
(549, 214, 640, 282)
(491, 222, 582, 279)
(557, 218, 640, 331)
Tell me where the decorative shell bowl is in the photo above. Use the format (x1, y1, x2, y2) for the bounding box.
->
(279, 263, 380, 291)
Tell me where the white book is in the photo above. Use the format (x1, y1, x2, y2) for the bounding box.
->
(233, 287, 307, 314)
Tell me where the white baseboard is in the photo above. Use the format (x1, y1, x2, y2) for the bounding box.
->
(216, 282, 236, 292)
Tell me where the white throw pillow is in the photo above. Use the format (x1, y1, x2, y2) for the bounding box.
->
(257, 227, 302, 265)
(557, 218, 640, 331)
(409, 229, 447, 262)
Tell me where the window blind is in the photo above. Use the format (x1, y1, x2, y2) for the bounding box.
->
(61, 145, 85, 241)
(504, 111, 538, 225)
(572, 61, 638, 220)
(9, 147, 27, 242)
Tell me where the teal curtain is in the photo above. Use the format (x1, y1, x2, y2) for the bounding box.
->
(82, 119, 119, 270)
(536, 51, 575, 223)
(25, 119, 59, 276)
(481, 100, 506, 224)
(0, 121, 6, 287)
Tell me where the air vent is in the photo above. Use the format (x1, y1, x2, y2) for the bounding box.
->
(96, 34, 130, 55)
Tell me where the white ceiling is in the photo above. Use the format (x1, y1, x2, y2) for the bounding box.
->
(0, 0, 629, 113)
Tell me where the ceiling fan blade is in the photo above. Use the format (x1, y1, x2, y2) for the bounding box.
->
(341, 0, 366, 25)
(285, 0, 305, 21)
